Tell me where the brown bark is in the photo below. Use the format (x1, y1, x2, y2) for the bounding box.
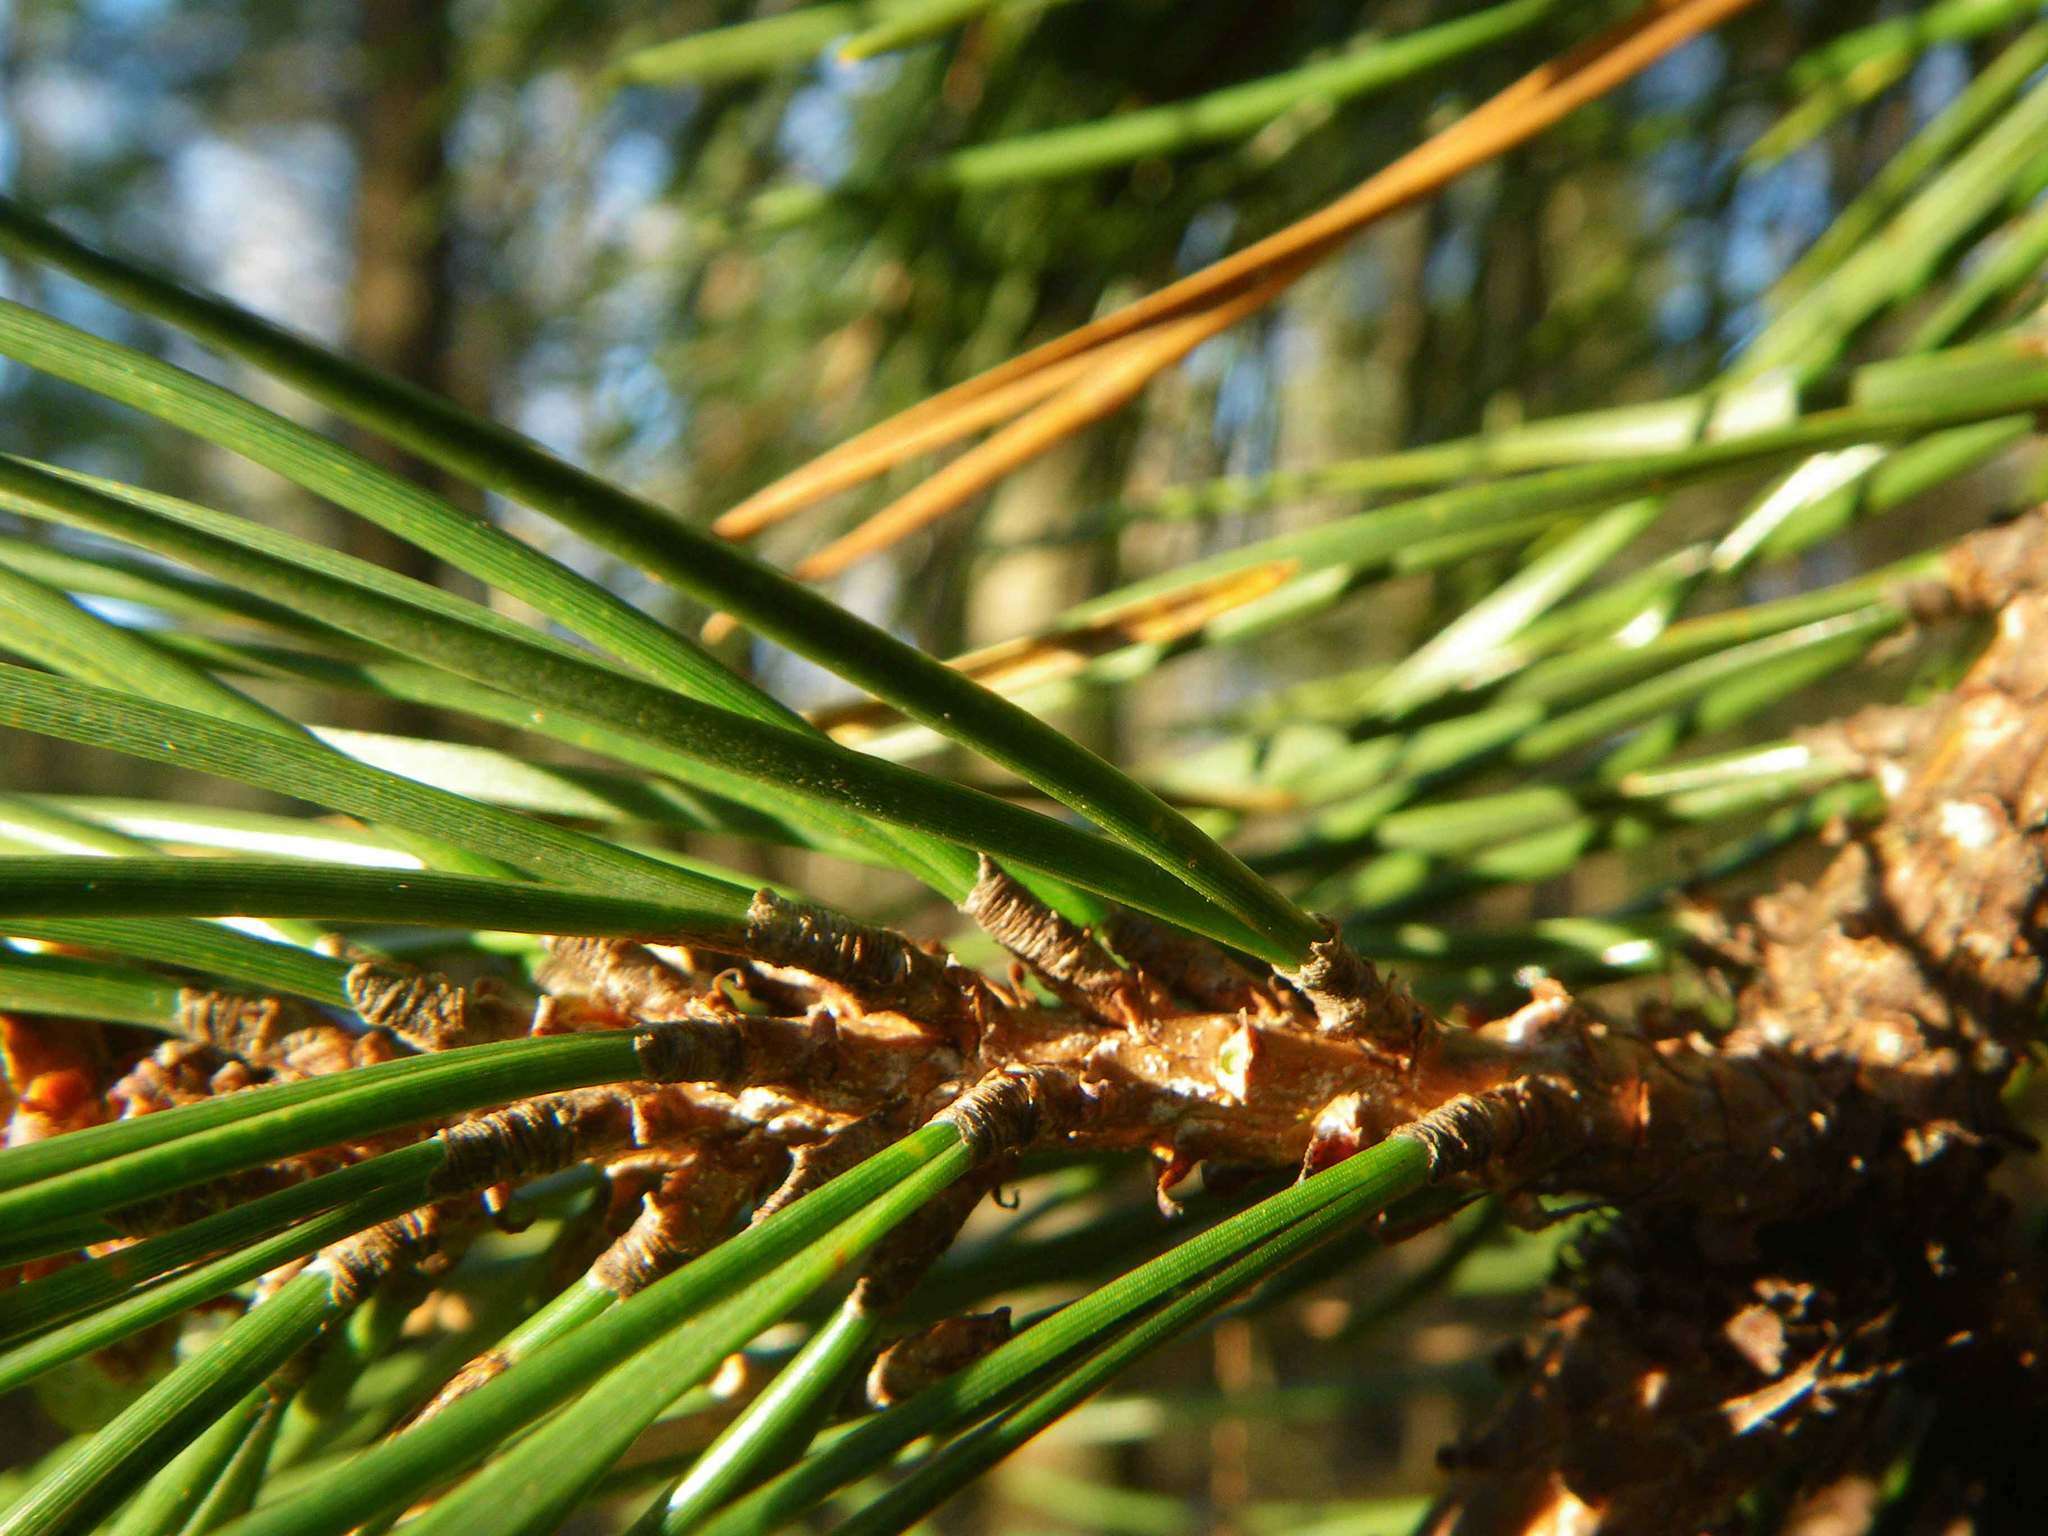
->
(1421, 527, 2048, 1534)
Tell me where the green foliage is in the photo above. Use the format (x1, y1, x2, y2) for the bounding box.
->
(1, 2, 2046, 1532)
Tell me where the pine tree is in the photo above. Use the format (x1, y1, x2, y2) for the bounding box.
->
(4, 2, 2048, 1531)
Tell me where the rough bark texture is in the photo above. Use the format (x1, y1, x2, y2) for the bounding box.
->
(334, 0, 464, 742)
(347, 0, 459, 549)
(1423, 549, 2048, 1534)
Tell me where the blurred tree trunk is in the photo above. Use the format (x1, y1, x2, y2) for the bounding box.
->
(347, 0, 459, 586)
(342, 0, 462, 733)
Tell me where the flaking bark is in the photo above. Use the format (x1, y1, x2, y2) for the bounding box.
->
(1423, 557, 2048, 1533)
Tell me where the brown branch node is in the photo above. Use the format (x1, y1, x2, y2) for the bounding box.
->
(1394, 1079, 1577, 1185)
(323, 1207, 443, 1312)
(866, 1309, 1014, 1407)
(964, 857, 1156, 1027)
(1102, 909, 1303, 1019)
(1281, 924, 1430, 1055)
(630, 1019, 753, 1085)
(345, 960, 531, 1051)
(934, 1065, 1083, 1161)
(430, 1087, 637, 1197)
(744, 890, 966, 1025)
(852, 1177, 993, 1316)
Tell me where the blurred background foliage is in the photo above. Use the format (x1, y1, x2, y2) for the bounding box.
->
(3, 0, 2048, 1528)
